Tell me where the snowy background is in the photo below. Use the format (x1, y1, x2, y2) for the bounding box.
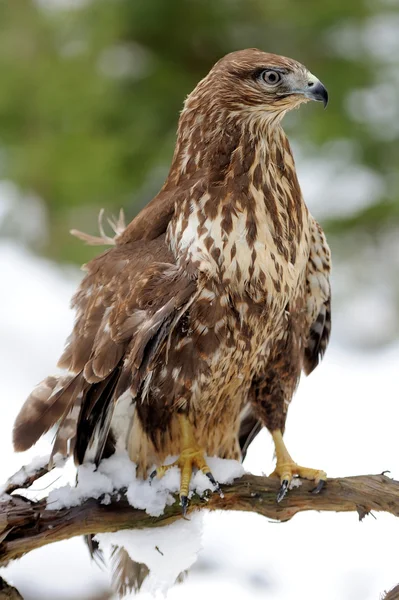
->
(0, 214, 398, 600)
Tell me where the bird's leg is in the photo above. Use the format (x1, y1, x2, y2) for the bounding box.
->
(150, 414, 221, 515)
(270, 430, 327, 502)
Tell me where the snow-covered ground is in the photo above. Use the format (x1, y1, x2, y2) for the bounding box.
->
(1, 241, 398, 600)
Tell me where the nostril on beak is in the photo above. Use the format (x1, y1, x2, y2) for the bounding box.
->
(307, 81, 315, 88)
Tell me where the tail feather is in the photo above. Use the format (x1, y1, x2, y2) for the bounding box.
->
(74, 366, 122, 465)
(238, 406, 262, 461)
(85, 537, 150, 597)
(111, 547, 149, 597)
(51, 385, 87, 459)
(13, 374, 80, 452)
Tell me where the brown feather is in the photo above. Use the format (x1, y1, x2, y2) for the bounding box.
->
(303, 297, 332, 375)
(238, 406, 262, 461)
(51, 381, 88, 459)
(74, 367, 122, 465)
(14, 52, 333, 596)
(13, 375, 80, 452)
(111, 547, 149, 597)
(117, 190, 175, 245)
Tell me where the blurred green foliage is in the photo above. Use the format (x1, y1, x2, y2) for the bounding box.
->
(0, 0, 398, 265)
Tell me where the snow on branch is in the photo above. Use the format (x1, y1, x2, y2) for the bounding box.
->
(1, 459, 399, 568)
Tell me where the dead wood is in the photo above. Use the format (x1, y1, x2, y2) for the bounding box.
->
(1, 463, 398, 598)
(383, 585, 399, 600)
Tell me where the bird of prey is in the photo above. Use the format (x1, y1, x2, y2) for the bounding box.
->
(14, 49, 331, 514)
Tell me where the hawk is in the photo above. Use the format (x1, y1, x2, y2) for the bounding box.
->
(14, 49, 331, 513)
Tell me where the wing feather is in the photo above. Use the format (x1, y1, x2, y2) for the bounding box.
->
(303, 218, 332, 375)
(13, 234, 197, 467)
(13, 374, 81, 452)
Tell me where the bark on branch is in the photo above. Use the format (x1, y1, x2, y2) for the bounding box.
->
(1, 469, 399, 566)
(384, 585, 399, 600)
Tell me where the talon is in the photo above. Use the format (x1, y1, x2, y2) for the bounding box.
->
(205, 471, 223, 496)
(311, 479, 326, 494)
(152, 415, 221, 508)
(277, 479, 290, 503)
(149, 470, 157, 484)
(205, 471, 217, 486)
(270, 430, 327, 502)
(181, 495, 189, 516)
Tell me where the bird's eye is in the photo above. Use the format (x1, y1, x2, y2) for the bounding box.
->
(261, 70, 281, 85)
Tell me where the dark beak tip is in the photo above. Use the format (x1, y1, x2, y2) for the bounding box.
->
(312, 82, 328, 109)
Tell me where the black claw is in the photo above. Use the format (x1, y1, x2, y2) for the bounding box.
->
(277, 479, 289, 503)
(181, 495, 189, 516)
(311, 480, 326, 495)
(205, 471, 217, 486)
(205, 471, 223, 496)
(149, 470, 157, 485)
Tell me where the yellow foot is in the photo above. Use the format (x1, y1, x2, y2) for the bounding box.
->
(150, 447, 222, 515)
(270, 430, 326, 503)
(270, 461, 327, 503)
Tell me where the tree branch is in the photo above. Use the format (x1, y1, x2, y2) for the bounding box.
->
(1, 471, 399, 565)
(383, 585, 399, 600)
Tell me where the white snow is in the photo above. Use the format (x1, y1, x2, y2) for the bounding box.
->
(46, 451, 244, 517)
(0, 454, 49, 496)
(96, 513, 203, 595)
(289, 478, 302, 489)
(47, 462, 114, 510)
(0, 453, 69, 499)
(45, 452, 243, 595)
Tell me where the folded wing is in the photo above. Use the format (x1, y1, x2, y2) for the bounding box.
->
(13, 235, 196, 465)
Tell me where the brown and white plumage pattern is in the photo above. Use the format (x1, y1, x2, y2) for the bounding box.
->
(13, 48, 331, 591)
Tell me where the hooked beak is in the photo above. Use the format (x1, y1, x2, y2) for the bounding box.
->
(276, 70, 329, 109)
(304, 73, 328, 108)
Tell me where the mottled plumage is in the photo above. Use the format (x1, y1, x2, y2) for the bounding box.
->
(13, 49, 331, 593)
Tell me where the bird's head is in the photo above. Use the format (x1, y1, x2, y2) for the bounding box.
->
(186, 49, 328, 125)
(170, 49, 328, 184)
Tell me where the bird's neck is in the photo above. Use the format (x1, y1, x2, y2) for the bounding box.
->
(165, 110, 304, 230)
(167, 113, 309, 293)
